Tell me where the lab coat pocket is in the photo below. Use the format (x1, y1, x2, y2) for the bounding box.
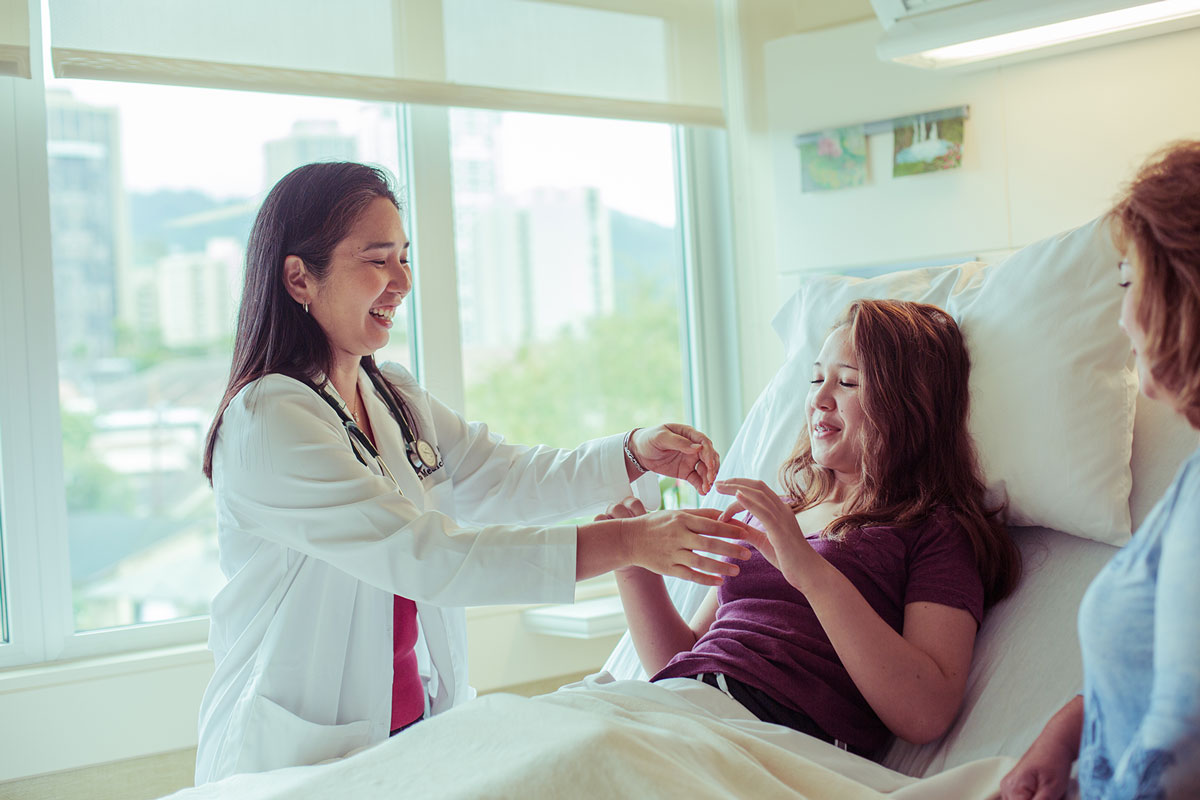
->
(236, 692, 372, 774)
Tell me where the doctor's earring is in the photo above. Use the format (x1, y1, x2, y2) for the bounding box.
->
(303, 301, 309, 314)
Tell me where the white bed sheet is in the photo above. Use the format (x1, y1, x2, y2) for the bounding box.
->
(163, 675, 1020, 800)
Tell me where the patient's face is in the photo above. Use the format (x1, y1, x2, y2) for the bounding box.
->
(1118, 254, 1163, 401)
(807, 327, 865, 484)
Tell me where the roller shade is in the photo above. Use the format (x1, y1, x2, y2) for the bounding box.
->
(48, 0, 724, 126)
(0, 0, 31, 78)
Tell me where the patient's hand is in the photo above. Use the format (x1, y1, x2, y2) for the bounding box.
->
(713, 479, 824, 592)
(595, 496, 648, 522)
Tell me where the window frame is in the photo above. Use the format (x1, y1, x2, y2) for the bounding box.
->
(0, 23, 739, 672)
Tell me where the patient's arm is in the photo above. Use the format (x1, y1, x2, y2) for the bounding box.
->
(601, 498, 721, 674)
(616, 570, 719, 675)
(717, 478, 977, 745)
(999, 695, 1082, 800)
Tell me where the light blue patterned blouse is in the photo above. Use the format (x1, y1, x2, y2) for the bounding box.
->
(1077, 445, 1200, 799)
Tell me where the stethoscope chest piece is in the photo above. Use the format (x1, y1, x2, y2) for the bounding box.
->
(411, 439, 439, 472)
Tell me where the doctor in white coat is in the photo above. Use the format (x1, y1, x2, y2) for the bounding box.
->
(193, 162, 751, 784)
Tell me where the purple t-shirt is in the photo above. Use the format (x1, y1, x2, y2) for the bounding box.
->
(653, 506, 984, 754)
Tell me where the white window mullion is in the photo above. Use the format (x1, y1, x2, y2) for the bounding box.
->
(675, 125, 742, 455)
(0, 2, 73, 667)
(0, 76, 48, 668)
(405, 103, 466, 413)
(671, 128, 700, 432)
(16, 14, 73, 664)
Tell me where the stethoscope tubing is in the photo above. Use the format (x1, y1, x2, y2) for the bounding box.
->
(365, 370, 443, 477)
(302, 373, 439, 484)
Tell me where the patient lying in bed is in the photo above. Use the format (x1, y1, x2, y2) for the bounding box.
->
(611, 298, 1022, 761)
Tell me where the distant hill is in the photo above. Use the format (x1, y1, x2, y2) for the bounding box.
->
(129, 189, 257, 262)
(129, 191, 681, 306)
(609, 210, 681, 305)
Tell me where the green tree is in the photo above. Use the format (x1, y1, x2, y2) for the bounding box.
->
(465, 288, 685, 450)
(60, 411, 135, 513)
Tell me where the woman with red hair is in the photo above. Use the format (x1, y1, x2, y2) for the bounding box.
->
(1001, 141, 1200, 799)
(609, 299, 1021, 760)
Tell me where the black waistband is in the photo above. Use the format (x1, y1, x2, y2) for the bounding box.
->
(689, 672, 875, 759)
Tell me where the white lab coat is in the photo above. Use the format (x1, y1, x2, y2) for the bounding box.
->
(194, 362, 657, 784)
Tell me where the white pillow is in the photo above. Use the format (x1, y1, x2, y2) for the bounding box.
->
(761, 217, 1137, 545)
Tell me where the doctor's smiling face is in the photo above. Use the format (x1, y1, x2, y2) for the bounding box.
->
(307, 196, 411, 366)
(286, 195, 412, 372)
(807, 325, 866, 486)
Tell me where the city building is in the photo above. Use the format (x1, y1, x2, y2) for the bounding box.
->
(263, 119, 358, 189)
(45, 89, 127, 365)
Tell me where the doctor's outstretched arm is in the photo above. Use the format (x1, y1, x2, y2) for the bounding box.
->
(575, 508, 749, 585)
(216, 377, 750, 608)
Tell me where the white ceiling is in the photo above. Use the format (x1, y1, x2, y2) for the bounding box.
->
(787, 0, 876, 33)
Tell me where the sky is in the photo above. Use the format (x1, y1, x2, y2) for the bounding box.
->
(52, 79, 679, 227)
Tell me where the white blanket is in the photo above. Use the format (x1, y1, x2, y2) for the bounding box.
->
(165, 675, 1017, 800)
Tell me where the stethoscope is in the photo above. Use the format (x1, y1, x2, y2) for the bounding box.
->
(305, 371, 443, 484)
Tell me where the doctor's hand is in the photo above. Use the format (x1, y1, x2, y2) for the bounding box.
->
(611, 506, 753, 587)
(629, 424, 720, 495)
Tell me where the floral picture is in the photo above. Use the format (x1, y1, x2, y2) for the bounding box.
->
(893, 113, 964, 176)
(799, 125, 867, 192)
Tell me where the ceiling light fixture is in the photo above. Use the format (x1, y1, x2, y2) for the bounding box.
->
(875, 0, 1200, 69)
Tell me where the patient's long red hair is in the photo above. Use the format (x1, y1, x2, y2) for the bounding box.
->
(779, 299, 1021, 606)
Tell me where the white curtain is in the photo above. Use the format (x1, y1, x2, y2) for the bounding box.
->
(0, 0, 30, 78)
(47, 0, 724, 126)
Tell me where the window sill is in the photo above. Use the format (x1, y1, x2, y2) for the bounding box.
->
(0, 642, 212, 694)
(464, 573, 618, 618)
(522, 595, 626, 639)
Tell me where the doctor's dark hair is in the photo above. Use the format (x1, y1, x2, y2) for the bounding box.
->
(203, 161, 411, 482)
(778, 300, 1020, 606)
(1107, 140, 1200, 428)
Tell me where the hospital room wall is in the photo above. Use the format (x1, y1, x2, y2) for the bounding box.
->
(732, 18, 1200, 405)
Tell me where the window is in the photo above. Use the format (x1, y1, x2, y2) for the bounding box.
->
(44, 79, 411, 632)
(2, 3, 734, 675)
(449, 109, 690, 453)
(2, 87, 728, 671)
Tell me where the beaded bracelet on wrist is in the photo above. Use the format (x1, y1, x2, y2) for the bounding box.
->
(623, 428, 648, 475)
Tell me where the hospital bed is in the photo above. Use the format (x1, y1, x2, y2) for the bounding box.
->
(162, 218, 1195, 799)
